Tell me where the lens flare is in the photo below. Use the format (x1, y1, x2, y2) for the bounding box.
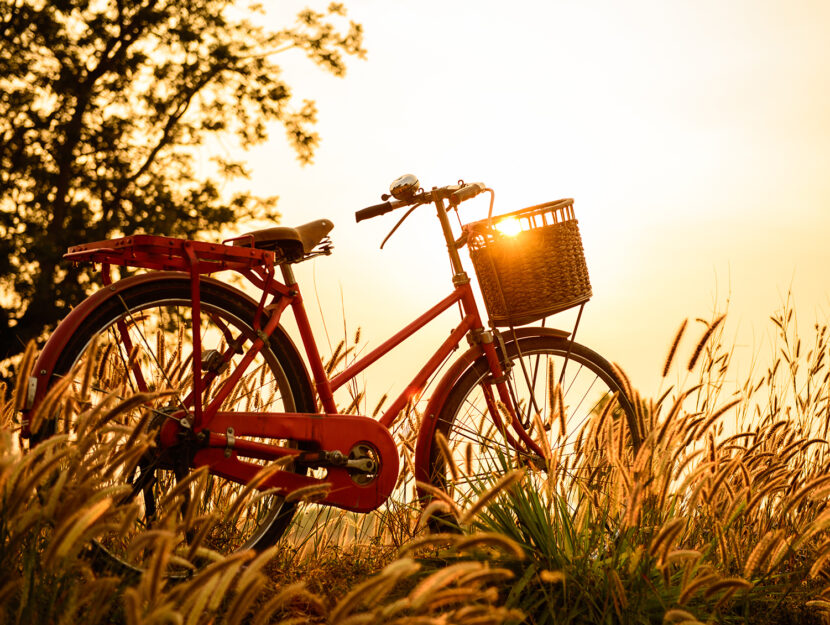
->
(495, 217, 522, 236)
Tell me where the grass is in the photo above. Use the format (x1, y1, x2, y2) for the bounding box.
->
(426, 294, 830, 624)
(0, 349, 521, 624)
(4, 295, 830, 624)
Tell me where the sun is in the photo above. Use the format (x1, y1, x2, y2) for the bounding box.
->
(495, 217, 522, 237)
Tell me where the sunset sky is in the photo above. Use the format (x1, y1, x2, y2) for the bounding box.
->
(221, 0, 830, 404)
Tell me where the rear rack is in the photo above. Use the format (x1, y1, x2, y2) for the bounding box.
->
(64, 235, 276, 274)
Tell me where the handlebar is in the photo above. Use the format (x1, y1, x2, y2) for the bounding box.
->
(449, 182, 486, 206)
(354, 180, 486, 223)
(355, 201, 398, 223)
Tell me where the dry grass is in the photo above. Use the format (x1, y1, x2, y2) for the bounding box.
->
(7, 294, 830, 624)
(453, 296, 830, 624)
(0, 346, 521, 624)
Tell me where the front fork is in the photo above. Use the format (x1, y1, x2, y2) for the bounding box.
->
(476, 330, 546, 459)
(452, 282, 544, 458)
(433, 191, 546, 460)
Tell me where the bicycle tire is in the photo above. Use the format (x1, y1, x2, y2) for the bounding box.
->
(43, 277, 314, 575)
(425, 334, 638, 520)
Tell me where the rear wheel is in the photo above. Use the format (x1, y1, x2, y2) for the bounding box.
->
(425, 335, 639, 517)
(42, 278, 314, 575)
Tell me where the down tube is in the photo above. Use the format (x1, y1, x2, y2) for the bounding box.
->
(379, 314, 478, 428)
(319, 289, 468, 416)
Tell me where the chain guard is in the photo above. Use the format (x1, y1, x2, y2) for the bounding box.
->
(191, 413, 399, 513)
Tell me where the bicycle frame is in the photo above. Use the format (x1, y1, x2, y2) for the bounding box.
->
(26, 188, 548, 512)
(208, 192, 546, 448)
(177, 258, 545, 456)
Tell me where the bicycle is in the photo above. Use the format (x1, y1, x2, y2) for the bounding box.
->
(21, 174, 640, 573)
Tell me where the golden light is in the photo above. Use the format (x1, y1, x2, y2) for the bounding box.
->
(406, 386, 422, 403)
(495, 217, 522, 237)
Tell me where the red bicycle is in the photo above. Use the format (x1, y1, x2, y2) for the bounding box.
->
(22, 175, 639, 571)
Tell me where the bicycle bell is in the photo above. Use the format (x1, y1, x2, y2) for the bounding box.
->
(389, 174, 419, 200)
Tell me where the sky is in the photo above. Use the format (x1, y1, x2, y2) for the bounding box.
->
(216, 0, 830, 406)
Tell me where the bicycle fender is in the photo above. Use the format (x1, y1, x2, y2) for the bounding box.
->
(21, 272, 312, 437)
(412, 326, 569, 487)
(192, 412, 399, 513)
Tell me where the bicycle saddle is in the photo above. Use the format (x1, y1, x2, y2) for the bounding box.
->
(234, 219, 334, 261)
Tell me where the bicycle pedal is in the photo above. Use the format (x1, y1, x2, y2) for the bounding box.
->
(524, 454, 547, 471)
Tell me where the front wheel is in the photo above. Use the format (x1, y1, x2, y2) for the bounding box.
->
(424, 334, 639, 516)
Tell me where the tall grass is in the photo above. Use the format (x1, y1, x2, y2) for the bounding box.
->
(0, 374, 291, 624)
(0, 345, 520, 624)
(428, 297, 830, 624)
(7, 296, 830, 624)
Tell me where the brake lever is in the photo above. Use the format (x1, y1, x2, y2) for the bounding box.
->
(379, 204, 419, 249)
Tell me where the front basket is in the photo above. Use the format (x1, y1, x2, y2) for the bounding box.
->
(464, 198, 592, 326)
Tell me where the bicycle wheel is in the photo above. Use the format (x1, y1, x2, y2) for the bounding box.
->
(42, 277, 314, 575)
(425, 334, 638, 514)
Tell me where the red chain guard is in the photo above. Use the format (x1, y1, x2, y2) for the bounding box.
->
(191, 412, 399, 513)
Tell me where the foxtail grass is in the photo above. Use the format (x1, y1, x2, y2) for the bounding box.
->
(432, 297, 830, 624)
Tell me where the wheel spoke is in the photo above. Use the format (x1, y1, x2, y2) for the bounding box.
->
(44, 281, 311, 577)
(426, 335, 637, 522)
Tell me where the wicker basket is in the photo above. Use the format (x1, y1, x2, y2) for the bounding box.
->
(464, 198, 591, 326)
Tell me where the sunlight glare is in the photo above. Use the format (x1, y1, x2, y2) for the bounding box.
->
(495, 217, 522, 237)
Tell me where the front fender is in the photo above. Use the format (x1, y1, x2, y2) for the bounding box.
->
(413, 326, 569, 485)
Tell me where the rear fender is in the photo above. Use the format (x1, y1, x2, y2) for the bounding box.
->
(21, 271, 312, 436)
(413, 326, 569, 485)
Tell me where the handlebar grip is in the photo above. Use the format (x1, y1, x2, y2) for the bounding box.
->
(449, 182, 486, 206)
(355, 201, 395, 223)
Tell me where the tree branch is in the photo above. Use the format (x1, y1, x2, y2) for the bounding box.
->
(127, 64, 230, 186)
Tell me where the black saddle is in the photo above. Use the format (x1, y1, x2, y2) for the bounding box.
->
(234, 219, 334, 261)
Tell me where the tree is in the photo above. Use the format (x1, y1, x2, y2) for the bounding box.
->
(0, 0, 365, 375)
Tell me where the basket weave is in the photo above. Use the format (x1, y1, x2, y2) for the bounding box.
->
(464, 198, 591, 326)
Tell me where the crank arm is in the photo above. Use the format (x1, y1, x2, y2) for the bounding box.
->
(295, 450, 378, 473)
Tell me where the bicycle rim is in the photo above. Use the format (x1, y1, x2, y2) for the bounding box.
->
(47, 280, 310, 575)
(427, 335, 638, 516)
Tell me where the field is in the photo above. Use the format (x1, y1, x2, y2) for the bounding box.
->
(4, 300, 830, 624)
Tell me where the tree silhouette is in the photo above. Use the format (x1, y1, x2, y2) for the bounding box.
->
(0, 0, 364, 374)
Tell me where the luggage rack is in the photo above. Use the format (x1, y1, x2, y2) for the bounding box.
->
(64, 234, 278, 274)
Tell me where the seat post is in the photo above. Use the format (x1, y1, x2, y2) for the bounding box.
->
(280, 264, 296, 285)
